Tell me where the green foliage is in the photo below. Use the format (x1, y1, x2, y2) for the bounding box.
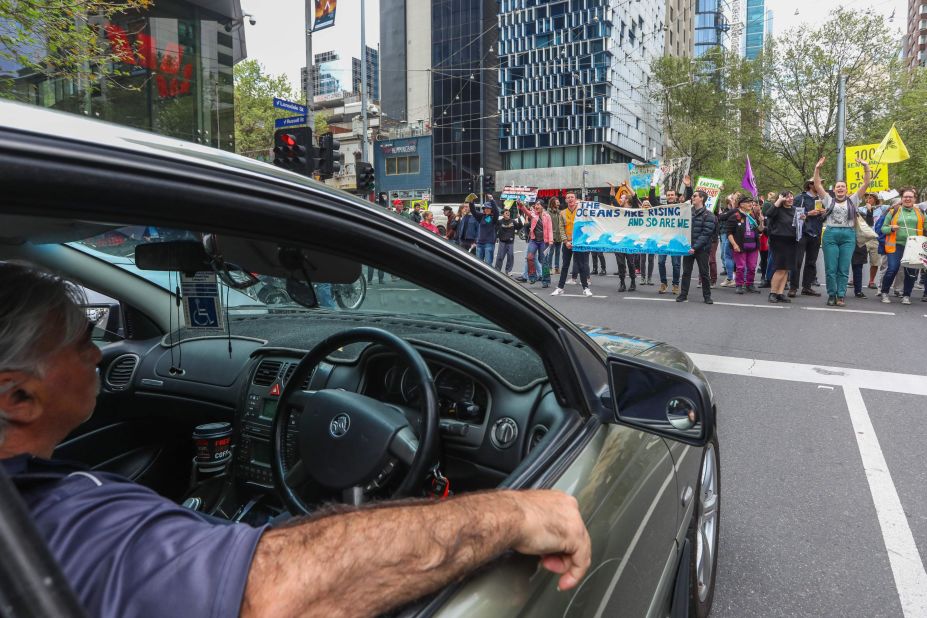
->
(233, 59, 298, 158)
(0, 0, 153, 97)
(314, 112, 329, 135)
(653, 8, 912, 194)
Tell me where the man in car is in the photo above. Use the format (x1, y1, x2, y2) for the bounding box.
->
(0, 261, 591, 618)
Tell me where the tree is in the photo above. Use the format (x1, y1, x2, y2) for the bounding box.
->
(0, 0, 153, 97)
(314, 111, 329, 135)
(759, 8, 900, 187)
(233, 59, 298, 158)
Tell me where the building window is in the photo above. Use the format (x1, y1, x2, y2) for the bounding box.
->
(385, 155, 420, 175)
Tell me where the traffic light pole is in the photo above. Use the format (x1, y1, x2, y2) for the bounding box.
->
(360, 0, 369, 164)
(304, 0, 314, 129)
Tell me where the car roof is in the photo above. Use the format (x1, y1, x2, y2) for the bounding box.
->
(0, 99, 382, 217)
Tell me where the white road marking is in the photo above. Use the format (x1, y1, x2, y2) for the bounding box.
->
(688, 352, 927, 397)
(623, 296, 785, 309)
(817, 385, 835, 390)
(803, 307, 895, 316)
(843, 386, 927, 618)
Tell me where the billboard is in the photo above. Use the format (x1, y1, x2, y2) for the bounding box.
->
(313, 0, 337, 31)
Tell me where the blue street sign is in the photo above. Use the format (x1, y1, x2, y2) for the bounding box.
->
(273, 97, 307, 115)
(275, 115, 307, 129)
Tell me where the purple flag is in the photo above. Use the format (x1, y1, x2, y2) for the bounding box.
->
(741, 156, 758, 197)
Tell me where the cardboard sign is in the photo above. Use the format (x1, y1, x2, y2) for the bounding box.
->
(695, 177, 724, 213)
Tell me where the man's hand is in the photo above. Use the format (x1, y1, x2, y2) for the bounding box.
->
(566, 241, 573, 249)
(731, 243, 741, 253)
(688, 249, 695, 255)
(512, 491, 591, 591)
(683, 174, 691, 186)
(815, 157, 826, 169)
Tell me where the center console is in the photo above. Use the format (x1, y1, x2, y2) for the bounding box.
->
(235, 359, 302, 487)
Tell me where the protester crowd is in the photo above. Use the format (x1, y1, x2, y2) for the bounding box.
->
(386, 161, 927, 307)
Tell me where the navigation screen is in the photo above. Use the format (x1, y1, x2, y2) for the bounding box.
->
(250, 440, 271, 468)
(260, 398, 278, 420)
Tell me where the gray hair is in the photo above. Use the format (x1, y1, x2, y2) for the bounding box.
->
(0, 262, 88, 441)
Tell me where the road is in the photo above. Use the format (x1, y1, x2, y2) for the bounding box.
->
(507, 239, 927, 617)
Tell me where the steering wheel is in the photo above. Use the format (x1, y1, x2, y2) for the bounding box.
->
(271, 327, 439, 514)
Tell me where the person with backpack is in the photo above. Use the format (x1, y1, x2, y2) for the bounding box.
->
(764, 191, 801, 303)
(879, 187, 925, 305)
(813, 156, 872, 307)
(858, 194, 882, 289)
(493, 208, 521, 275)
(457, 203, 478, 252)
(716, 194, 739, 288)
(475, 202, 500, 265)
(726, 195, 765, 294)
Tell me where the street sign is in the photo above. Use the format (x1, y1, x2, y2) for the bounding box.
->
(273, 97, 307, 115)
(275, 115, 307, 129)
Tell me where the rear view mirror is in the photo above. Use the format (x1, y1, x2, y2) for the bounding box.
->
(135, 240, 209, 274)
(606, 355, 713, 446)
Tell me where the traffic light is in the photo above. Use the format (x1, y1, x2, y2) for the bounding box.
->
(273, 127, 315, 176)
(318, 132, 344, 180)
(356, 161, 375, 192)
(484, 174, 495, 193)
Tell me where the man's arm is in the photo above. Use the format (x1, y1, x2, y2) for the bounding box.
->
(242, 490, 590, 618)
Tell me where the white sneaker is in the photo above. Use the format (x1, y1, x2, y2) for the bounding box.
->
(583, 288, 594, 297)
(551, 288, 564, 296)
(902, 296, 911, 305)
(566, 278, 577, 285)
(720, 279, 734, 288)
(882, 295, 891, 304)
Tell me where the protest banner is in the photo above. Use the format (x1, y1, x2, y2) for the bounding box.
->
(695, 177, 724, 213)
(846, 144, 889, 193)
(500, 185, 538, 203)
(627, 161, 659, 199)
(572, 202, 692, 256)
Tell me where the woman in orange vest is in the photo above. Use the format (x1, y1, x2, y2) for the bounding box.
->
(880, 188, 925, 305)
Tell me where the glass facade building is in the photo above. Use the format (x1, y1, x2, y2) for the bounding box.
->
(0, 0, 245, 150)
(694, 0, 730, 57)
(497, 0, 664, 171)
(352, 46, 380, 102)
(312, 51, 343, 98)
(431, 0, 499, 202)
(743, 0, 764, 59)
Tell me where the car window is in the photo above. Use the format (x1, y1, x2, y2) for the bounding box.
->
(68, 227, 500, 330)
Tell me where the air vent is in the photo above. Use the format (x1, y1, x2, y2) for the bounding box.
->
(253, 360, 282, 386)
(282, 363, 313, 390)
(105, 354, 139, 390)
(526, 425, 549, 454)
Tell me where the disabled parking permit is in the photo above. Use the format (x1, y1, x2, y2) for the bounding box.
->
(181, 272, 225, 333)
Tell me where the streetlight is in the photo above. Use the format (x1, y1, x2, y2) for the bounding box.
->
(571, 71, 589, 200)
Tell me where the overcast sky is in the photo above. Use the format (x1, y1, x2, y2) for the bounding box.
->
(239, 0, 904, 92)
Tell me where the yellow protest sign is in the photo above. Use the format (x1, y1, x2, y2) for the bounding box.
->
(845, 144, 889, 193)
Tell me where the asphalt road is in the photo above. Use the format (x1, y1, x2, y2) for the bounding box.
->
(505, 239, 927, 617)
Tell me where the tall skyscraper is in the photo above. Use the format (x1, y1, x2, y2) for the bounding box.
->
(497, 0, 664, 175)
(311, 51, 343, 99)
(431, 0, 499, 201)
(694, 0, 731, 57)
(743, 0, 765, 59)
(665, 0, 695, 57)
(352, 46, 380, 101)
(905, 0, 927, 68)
(379, 0, 432, 125)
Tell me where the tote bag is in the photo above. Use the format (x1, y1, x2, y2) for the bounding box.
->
(900, 235, 927, 270)
(855, 216, 878, 246)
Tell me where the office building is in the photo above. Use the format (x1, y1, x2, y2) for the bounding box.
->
(905, 0, 927, 68)
(379, 0, 432, 125)
(352, 46, 380, 101)
(431, 0, 499, 202)
(0, 1, 248, 150)
(311, 51, 343, 100)
(497, 0, 664, 184)
(743, 0, 765, 59)
(665, 0, 695, 57)
(694, 0, 732, 57)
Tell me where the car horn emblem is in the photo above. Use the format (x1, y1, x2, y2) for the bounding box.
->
(329, 413, 351, 438)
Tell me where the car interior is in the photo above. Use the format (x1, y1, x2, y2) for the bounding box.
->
(1, 215, 582, 525)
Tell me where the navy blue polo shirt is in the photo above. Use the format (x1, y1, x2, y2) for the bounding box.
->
(3, 454, 266, 618)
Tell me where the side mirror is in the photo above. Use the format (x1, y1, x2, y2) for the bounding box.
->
(606, 355, 713, 447)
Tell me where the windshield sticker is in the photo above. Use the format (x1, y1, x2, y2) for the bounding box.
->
(181, 272, 226, 333)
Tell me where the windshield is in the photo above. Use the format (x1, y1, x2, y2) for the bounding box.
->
(69, 227, 495, 327)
